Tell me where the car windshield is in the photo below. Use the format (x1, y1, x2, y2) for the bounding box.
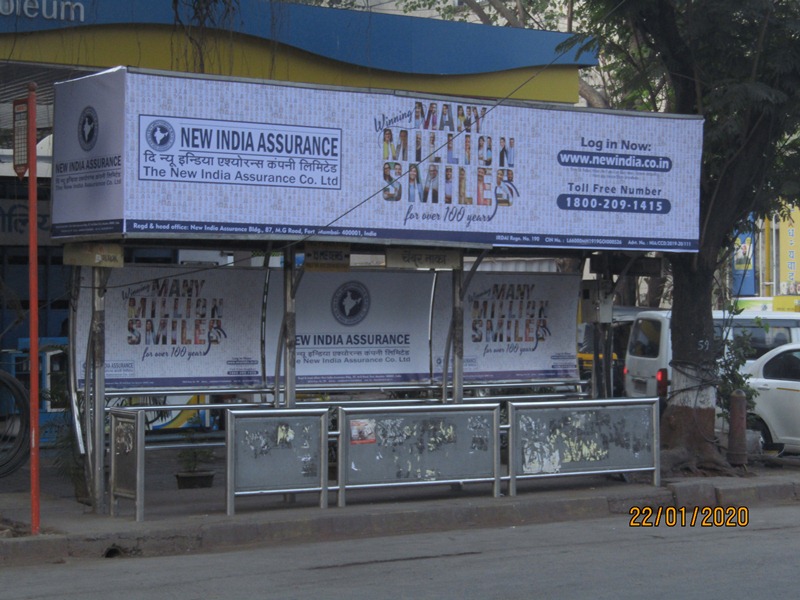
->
(628, 318, 661, 358)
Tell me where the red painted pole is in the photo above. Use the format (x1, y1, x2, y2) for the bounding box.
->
(27, 84, 40, 535)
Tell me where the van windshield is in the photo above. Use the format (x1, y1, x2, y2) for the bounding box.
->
(732, 324, 791, 359)
(628, 318, 661, 358)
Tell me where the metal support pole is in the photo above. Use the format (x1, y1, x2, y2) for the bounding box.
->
(23, 84, 40, 534)
(91, 267, 110, 512)
(452, 269, 464, 404)
(283, 247, 296, 408)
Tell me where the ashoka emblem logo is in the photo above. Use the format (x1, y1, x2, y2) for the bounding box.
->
(331, 282, 370, 326)
(78, 107, 98, 151)
(145, 119, 175, 152)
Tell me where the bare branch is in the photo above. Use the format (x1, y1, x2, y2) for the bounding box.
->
(579, 77, 609, 108)
(459, 0, 494, 25)
(485, 0, 524, 27)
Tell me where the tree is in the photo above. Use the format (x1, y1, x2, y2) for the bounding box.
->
(572, 0, 800, 472)
(394, 1, 610, 106)
(172, 0, 242, 73)
(391, 0, 800, 471)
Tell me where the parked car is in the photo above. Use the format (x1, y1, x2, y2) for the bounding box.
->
(624, 310, 800, 403)
(742, 342, 800, 453)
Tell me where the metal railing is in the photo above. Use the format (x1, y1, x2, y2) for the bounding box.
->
(108, 394, 659, 521)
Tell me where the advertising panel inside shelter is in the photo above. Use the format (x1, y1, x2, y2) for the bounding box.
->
(73, 265, 578, 392)
(264, 270, 434, 385)
(74, 265, 267, 390)
(432, 272, 580, 381)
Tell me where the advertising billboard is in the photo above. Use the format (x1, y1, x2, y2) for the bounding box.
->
(74, 264, 578, 392)
(53, 67, 702, 252)
(778, 207, 800, 296)
(74, 265, 267, 390)
(265, 270, 434, 385)
(432, 272, 580, 381)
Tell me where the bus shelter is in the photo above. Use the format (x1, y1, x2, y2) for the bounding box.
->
(51, 67, 702, 510)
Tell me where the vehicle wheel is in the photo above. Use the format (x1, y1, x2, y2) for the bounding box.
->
(0, 371, 31, 478)
(747, 416, 775, 452)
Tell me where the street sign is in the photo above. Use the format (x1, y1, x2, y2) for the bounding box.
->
(386, 247, 463, 270)
(63, 243, 124, 267)
(590, 255, 664, 277)
(12, 98, 28, 179)
(304, 243, 351, 271)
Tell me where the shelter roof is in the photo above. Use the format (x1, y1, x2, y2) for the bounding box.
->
(0, 1, 595, 76)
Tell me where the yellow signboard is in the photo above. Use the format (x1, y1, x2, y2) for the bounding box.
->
(304, 243, 351, 271)
(63, 243, 124, 267)
(386, 248, 463, 270)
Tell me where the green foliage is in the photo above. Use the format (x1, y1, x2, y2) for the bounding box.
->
(715, 329, 757, 418)
(41, 361, 90, 504)
(50, 409, 90, 503)
(177, 444, 215, 473)
(563, 5, 800, 453)
(571, 0, 800, 247)
(393, 0, 563, 29)
(176, 414, 215, 473)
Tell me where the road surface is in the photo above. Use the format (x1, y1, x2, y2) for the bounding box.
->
(3, 503, 797, 599)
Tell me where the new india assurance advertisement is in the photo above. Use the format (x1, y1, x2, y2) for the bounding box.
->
(74, 267, 579, 391)
(52, 67, 702, 251)
(432, 272, 580, 381)
(264, 271, 434, 385)
(74, 266, 267, 390)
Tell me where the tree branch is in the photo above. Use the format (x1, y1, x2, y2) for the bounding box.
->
(579, 77, 609, 108)
(459, 0, 493, 25)
(485, 0, 524, 27)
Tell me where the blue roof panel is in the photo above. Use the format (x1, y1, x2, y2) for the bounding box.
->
(263, 4, 595, 74)
(0, 1, 596, 75)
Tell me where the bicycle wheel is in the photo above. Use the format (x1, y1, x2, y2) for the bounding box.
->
(0, 370, 31, 477)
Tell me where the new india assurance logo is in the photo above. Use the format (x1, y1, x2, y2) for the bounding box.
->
(331, 281, 370, 326)
(145, 119, 176, 152)
(78, 106, 98, 151)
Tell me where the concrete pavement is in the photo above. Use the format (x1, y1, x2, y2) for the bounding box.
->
(2, 448, 800, 567)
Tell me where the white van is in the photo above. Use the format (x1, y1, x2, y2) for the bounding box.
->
(577, 306, 650, 396)
(623, 310, 800, 404)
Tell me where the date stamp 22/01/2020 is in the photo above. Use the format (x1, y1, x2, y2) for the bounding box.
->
(629, 505, 749, 527)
